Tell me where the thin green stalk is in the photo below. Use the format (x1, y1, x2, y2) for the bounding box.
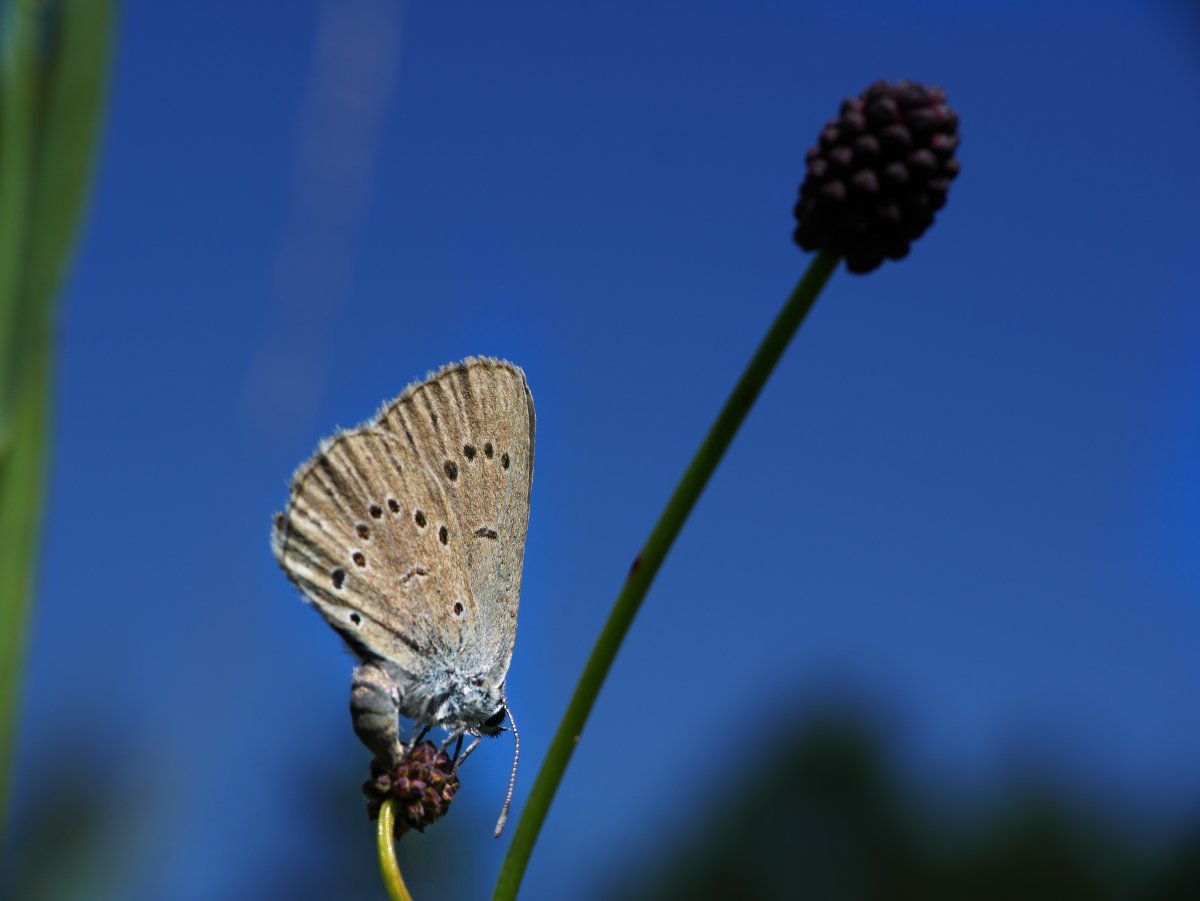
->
(376, 800, 414, 901)
(493, 250, 840, 899)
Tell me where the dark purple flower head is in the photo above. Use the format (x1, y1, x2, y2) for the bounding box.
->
(364, 740, 460, 836)
(794, 80, 960, 274)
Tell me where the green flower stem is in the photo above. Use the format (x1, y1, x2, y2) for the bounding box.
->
(493, 250, 840, 899)
(376, 800, 414, 901)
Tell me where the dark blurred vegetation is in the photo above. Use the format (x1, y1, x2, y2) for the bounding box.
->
(5, 701, 1198, 900)
(608, 707, 1200, 901)
(1, 741, 483, 901)
(0, 749, 141, 900)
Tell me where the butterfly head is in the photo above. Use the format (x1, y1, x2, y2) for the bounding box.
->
(432, 675, 509, 738)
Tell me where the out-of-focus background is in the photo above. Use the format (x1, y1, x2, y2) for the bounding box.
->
(4, 1, 1200, 899)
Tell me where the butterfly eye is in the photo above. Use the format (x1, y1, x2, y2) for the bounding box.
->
(484, 706, 507, 729)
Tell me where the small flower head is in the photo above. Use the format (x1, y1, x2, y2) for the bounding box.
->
(363, 740, 460, 836)
(793, 80, 960, 274)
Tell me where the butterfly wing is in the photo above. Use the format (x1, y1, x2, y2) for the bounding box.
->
(272, 427, 484, 703)
(374, 357, 535, 684)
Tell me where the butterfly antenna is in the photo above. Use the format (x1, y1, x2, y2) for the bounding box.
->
(493, 706, 520, 837)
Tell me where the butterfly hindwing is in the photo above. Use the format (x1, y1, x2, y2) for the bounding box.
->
(272, 427, 483, 678)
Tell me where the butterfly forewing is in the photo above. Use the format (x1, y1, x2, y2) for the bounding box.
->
(374, 358, 535, 680)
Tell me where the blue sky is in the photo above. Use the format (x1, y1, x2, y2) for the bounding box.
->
(7, 1, 1200, 898)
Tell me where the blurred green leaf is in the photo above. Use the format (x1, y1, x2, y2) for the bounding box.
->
(0, 0, 115, 852)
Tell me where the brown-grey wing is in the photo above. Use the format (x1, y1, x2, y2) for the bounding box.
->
(374, 357, 535, 681)
(271, 428, 483, 679)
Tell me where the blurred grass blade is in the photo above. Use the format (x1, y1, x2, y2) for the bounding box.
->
(23, 0, 117, 355)
(0, 3, 38, 428)
(0, 0, 116, 851)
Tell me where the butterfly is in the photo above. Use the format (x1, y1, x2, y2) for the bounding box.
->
(272, 357, 534, 827)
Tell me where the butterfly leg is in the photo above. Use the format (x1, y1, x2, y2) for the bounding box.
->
(350, 662, 404, 767)
(439, 729, 462, 753)
(454, 735, 483, 771)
